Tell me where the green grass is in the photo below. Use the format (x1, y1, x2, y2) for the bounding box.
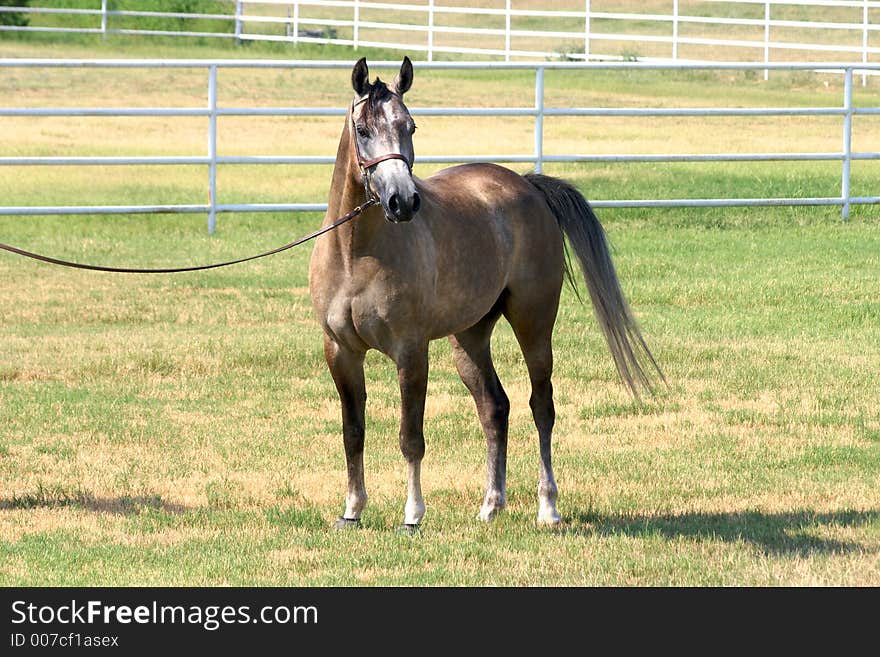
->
(2, 205, 878, 586)
(0, 37, 879, 586)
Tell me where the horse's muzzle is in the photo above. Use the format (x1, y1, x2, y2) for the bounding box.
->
(386, 191, 421, 223)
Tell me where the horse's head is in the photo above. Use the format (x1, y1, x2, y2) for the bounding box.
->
(350, 57, 420, 223)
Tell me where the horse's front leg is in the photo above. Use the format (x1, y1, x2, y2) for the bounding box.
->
(395, 343, 429, 529)
(324, 336, 368, 528)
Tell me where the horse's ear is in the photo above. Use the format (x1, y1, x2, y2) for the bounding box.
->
(395, 56, 413, 95)
(352, 57, 370, 96)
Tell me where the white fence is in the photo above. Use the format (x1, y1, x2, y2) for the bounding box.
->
(0, 59, 878, 232)
(1, 1, 880, 72)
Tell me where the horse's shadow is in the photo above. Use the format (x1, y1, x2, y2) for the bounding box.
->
(3, 489, 877, 556)
(0, 490, 188, 516)
(564, 508, 880, 556)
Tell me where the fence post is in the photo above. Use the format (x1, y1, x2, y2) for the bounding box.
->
(208, 65, 218, 235)
(354, 0, 360, 50)
(534, 66, 544, 173)
(293, 1, 300, 44)
(235, 0, 242, 42)
(672, 0, 678, 60)
(862, 0, 869, 87)
(505, 0, 511, 63)
(763, 1, 770, 81)
(584, 0, 590, 61)
(427, 0, 434, 62)
(841, 67, 853, 221)
(101, 0, 107, 41)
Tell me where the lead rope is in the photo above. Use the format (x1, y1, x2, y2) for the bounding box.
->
(0, 199, 378, 274)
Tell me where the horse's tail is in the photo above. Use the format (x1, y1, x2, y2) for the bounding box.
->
(524, 172, 664, 397)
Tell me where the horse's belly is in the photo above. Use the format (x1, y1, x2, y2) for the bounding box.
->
(425, 288, 505, 340)
(346, 285, 495, 352)
(424, 245, 511, 338)
(321, 232, 511, 351)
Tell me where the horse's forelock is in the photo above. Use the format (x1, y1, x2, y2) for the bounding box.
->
(363, 79, 394, 127)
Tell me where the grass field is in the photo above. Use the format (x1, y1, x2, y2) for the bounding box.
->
(1, 37, 879, 586)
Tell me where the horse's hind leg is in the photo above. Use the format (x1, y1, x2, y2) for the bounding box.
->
(324, 336, 368, 528)
(450, 308, 509, 521)
(504, 293, 563, 526)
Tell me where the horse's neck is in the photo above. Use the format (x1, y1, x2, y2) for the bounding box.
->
(324, 118, 385, 259)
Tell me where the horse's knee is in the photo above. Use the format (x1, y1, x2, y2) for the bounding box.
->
(343, 426, 365, 457)
(399, 431, 425, 462)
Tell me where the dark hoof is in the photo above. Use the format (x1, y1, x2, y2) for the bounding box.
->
(333, 516, 362, 530)
(396, 523, 421, 535)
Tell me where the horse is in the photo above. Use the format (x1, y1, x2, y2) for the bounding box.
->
(309, 57, 661, 530)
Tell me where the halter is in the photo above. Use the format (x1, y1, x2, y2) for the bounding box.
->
(350, 94, 413, 203)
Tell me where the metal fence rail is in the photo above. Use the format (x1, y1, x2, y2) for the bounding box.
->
(2, 0, 880, 73)
(0, 59, 878, 231)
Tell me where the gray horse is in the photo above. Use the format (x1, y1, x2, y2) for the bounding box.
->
(309, 57, 661, 530)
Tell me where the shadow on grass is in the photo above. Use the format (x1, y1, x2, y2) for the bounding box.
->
(565, 509, 880, 556)
(0, 484, 188, 515)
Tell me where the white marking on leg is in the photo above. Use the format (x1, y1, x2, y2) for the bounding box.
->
(404, 460, 426, 525)
(343, 461, 367, 520)
(478, 436, 507, 521)
(537, 470, 561, 526)
(478, 489, 506, 522)
(343, 492, 367, 520)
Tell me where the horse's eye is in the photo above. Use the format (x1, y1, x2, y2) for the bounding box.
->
(356, 124, 369, 138)
(411, 123, 417, 135)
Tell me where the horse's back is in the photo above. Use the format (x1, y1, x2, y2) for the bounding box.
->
(420, 162, 546, 212)
(420, 162, 563, 242)
(418, 162, 565, 296)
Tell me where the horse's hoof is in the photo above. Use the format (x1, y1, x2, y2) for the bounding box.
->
(396, 523, 421, 535)
(537, 514, 563, 528)
(478, 506, 505, 522)
(333, 516, 362, 530)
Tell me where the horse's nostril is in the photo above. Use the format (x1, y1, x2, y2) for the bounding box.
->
(412, 192, 421, 213)
(389, 194, 400, 215)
